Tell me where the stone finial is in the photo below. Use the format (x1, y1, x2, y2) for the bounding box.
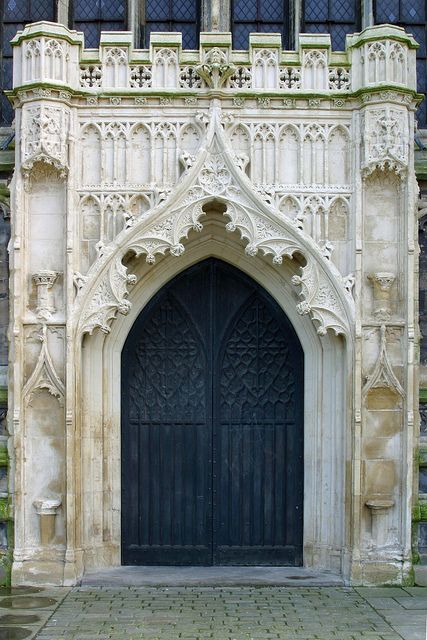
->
(32, 270, 58, 320)
(368, 272, 395, 320)
(196, 48, 235, 89)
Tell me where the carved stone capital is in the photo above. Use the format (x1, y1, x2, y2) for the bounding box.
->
(33, 499, 61, 546)
(33, 498, 61, 516)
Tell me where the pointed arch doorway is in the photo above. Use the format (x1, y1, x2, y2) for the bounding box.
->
(121, 258, 304, 566)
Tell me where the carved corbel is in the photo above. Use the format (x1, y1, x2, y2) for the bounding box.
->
(33, 499, 61, 545)
(368, 272, 395, 321)
(33, 270, 58, 320)
(365, 498, 394, 547)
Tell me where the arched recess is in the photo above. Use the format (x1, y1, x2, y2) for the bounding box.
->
(75, 221, 351, 579)
(65, 106, 354, 581)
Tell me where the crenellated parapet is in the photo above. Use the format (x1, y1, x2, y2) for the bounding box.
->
(9, 23, 418, 96)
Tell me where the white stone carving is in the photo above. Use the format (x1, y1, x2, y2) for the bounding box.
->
(328, 67, 350, 90)
(253, 49, 278, 89)
(24, 39, 41, 82)
(154, 48, 178, 88)
(303, 50, 328, 91)
(80, 65, 102, 87)
(228, 67, 252, 88)
(363, 325, 404, 397)
(78, 255, 136, 335)
(196, 48, 235, 89)
(291, 260, 348, 336)
(33, 499, 61, 516)
(129, 66, 152, 88)
(179, 67, 203, 89)
(22, 105, 69, 176)
(279, 67, 301, 89)
(44, 39, 68, 83)
(74, 104, 352, 338)
(23, 325, 65, 405)
(32, 271, 58, 320)
(362, 107, 408, 176)
(368, 272, 396, 320)
(362, 40, 407, 85)
(103, 47, 128, 87)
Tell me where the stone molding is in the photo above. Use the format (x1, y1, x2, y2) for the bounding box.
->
(73, 103, 354, 338)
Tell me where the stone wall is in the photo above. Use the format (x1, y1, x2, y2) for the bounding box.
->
(6, 21, 421, 585)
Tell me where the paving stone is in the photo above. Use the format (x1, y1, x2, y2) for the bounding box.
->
(5, 586, 417, 639)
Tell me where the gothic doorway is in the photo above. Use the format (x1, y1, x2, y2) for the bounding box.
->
(121, 258, 304, 566)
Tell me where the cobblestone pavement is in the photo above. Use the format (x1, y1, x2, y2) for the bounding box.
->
(0, 586, 426, 640)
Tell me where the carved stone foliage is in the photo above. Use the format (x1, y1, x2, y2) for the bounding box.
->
(361, 107, 408, 176)
(22, 104, 69, 176)
(75, 106, 353, 338)
(291, 260, 350, 336)
(363, 325, 404, 397)
(78, 255, 136, 335)
(23, 324, 65, 406)
(196, 48, 236, 89)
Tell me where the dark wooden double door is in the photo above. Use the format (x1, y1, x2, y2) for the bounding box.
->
(121, 259, 303, 566)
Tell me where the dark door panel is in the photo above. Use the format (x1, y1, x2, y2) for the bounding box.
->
(121, 258, 303, 566)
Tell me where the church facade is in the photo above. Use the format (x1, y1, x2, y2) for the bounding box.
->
(3, 17, 423, 586)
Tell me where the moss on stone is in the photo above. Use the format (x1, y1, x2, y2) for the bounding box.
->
(413, 504, 421, 522)
(420, 503, 427, 520)
(0, 448, 8, 468)
(0, 499, 9, 521)
(0, 387, 8, 406)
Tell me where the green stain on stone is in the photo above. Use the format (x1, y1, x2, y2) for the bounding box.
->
(0, 499, 10, 521)
(0, 449, 8, 468)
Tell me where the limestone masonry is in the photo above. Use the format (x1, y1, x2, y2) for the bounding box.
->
(6, 21, 422, 585)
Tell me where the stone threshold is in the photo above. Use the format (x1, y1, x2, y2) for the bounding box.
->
(81, 566, 344, 587)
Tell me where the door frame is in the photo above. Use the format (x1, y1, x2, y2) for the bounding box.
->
(79, 232, 349, 577)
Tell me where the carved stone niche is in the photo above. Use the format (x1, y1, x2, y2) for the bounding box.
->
(368, 272, 395, 321)
(33, 499, 61, 545)
(32, 270, 58, 320)
(365, 498, 394, 547)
